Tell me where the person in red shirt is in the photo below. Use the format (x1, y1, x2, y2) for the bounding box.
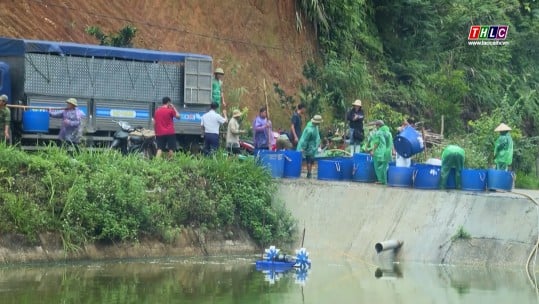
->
(153, 96, 180, 158)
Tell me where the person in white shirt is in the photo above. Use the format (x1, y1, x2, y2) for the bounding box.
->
(201, 102, 227, 155)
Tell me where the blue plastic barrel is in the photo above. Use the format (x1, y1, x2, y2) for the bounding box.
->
(388, 166, 414, 187)
(317, 158, 343, 181)
(352, 153, 376, 183)
(339, 157, 354, 180)
(462, 169, 487, 191)
(394, 126, 424, 158)
(283, 150, 302, 178)
(487, 169, 514, 191)
(256, 150, 285, 178)
(22, 110, 50, 133)
(413, 164, 441, 189)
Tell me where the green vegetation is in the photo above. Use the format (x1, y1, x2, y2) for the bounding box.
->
(451, 226, 472, 241)
(291, 0, 539, 187)
(0, 143, 296, 250)
(85, 24, 137, 47)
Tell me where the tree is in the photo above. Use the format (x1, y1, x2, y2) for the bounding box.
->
(85, 24, 137, 47)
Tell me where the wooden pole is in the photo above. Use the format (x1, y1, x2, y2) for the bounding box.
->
(262, 78, 272, 149)
(7, 104, 64, 110)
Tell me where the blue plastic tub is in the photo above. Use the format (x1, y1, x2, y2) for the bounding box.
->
(388, 166, 414, 187)
(283, 150, 302, 178)
(22, 110, 49, 133)
(256, 150, 285, 178)
(487, 169, 513, 191)
(338, 157, 354, 180)
(394, 126, 424, 158)
(318, 158, 344, 181)
(352, 153, 376, 183)
(461, 169, 487, 191)
(413, 164, 441, 189)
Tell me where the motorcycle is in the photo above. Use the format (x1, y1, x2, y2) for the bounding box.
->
(110, 120, 157, 158)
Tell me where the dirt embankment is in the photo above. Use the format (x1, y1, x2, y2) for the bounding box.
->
(0, 227, 257, 264)
(0, 0, 317, 128)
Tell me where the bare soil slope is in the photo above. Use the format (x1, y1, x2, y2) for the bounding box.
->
(0, 0, 316, 127)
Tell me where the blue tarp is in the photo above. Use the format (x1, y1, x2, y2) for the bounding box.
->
(0, 37, 211, 62)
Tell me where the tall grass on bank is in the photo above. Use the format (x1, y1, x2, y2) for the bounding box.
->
(0, 143, 297, 250)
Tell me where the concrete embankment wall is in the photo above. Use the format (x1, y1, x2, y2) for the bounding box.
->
(277, 179, 539, 267)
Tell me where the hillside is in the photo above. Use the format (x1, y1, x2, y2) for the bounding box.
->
(0, 0, 317, 128)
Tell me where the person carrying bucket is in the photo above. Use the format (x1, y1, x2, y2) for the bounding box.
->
(493, 123, 513, 171)
(0, 94, 11, 144)
(440, 145, 465, 189)
(49, 98, 85, 152)
(297, 115, 323, 179)
(369, 120, 390, 185)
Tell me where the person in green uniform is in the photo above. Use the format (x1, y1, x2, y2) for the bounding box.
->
(493, 123, 513, 171)
(440, 145, 465, 189)
(297, 115, 323, 179)
(369, 120, 389, 184)
(0, 94, 11, 143)
(212, 68, 226, 113)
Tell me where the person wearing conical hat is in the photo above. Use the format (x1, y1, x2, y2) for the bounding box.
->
(212, 67, 226, 113)
(49, 98, 86, 152)
(297, 115, 323, 178)
(493, 123, 513, 171)
(226, 109, 246, 154)
(346, 99, 365, 153)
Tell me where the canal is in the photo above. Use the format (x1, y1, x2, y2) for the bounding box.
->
(0, 256, 536, 303)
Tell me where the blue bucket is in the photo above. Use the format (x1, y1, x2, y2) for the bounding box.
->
(283, 150, 302, 178)
(318, 158, 344, 181)
(462, 169, 487, 191)
(256, 150, 285, 178)
(388, 166, 414, 187)
(352, 153, 376, 183)
(394, 126, 424, 158)
(22, 110, 49, 133)
(413, 164, 441, 189)
(338, 157, 354, 180)
(487, 169, 514, 191)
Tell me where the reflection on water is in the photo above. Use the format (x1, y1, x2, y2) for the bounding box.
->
(0, 257, 537, 304)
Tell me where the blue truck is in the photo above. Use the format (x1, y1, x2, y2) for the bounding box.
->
(0, 36, 213, 151)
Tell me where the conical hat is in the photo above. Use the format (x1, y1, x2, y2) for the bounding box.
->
(494, 123, 512, 132)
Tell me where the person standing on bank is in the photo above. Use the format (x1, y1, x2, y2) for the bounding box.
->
(0, 95, 11, 144)
(253, 107, 272, 150)
(226, 109, 246, 154)
(212, 68, 227, 113)
(346, 99, 365, 153)
(290, 103, 306, 147)
(201, 102, 227, 155)
(154, 96, 180, 159)
(369, 120, 389, 185)
(49, 98, 85, 151)
(493, 123, 513, 171)
(440, 144, 465, 189)
(297, 115, 323, 179)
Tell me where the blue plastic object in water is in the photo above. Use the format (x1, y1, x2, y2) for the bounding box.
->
(394, 126, 424, 158)
(461, 169, 487, 191)
(388, 166, 414, 187)
(283, 150, 302, 178)
(22, 110, 49, 133)
(487, 169, 513, 191)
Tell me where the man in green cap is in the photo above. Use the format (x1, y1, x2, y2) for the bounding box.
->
(493, 123, 513, 170)
(369, 120, 390, 184)
(212, 68, 226, 113)
(440, 144, 465, 189)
